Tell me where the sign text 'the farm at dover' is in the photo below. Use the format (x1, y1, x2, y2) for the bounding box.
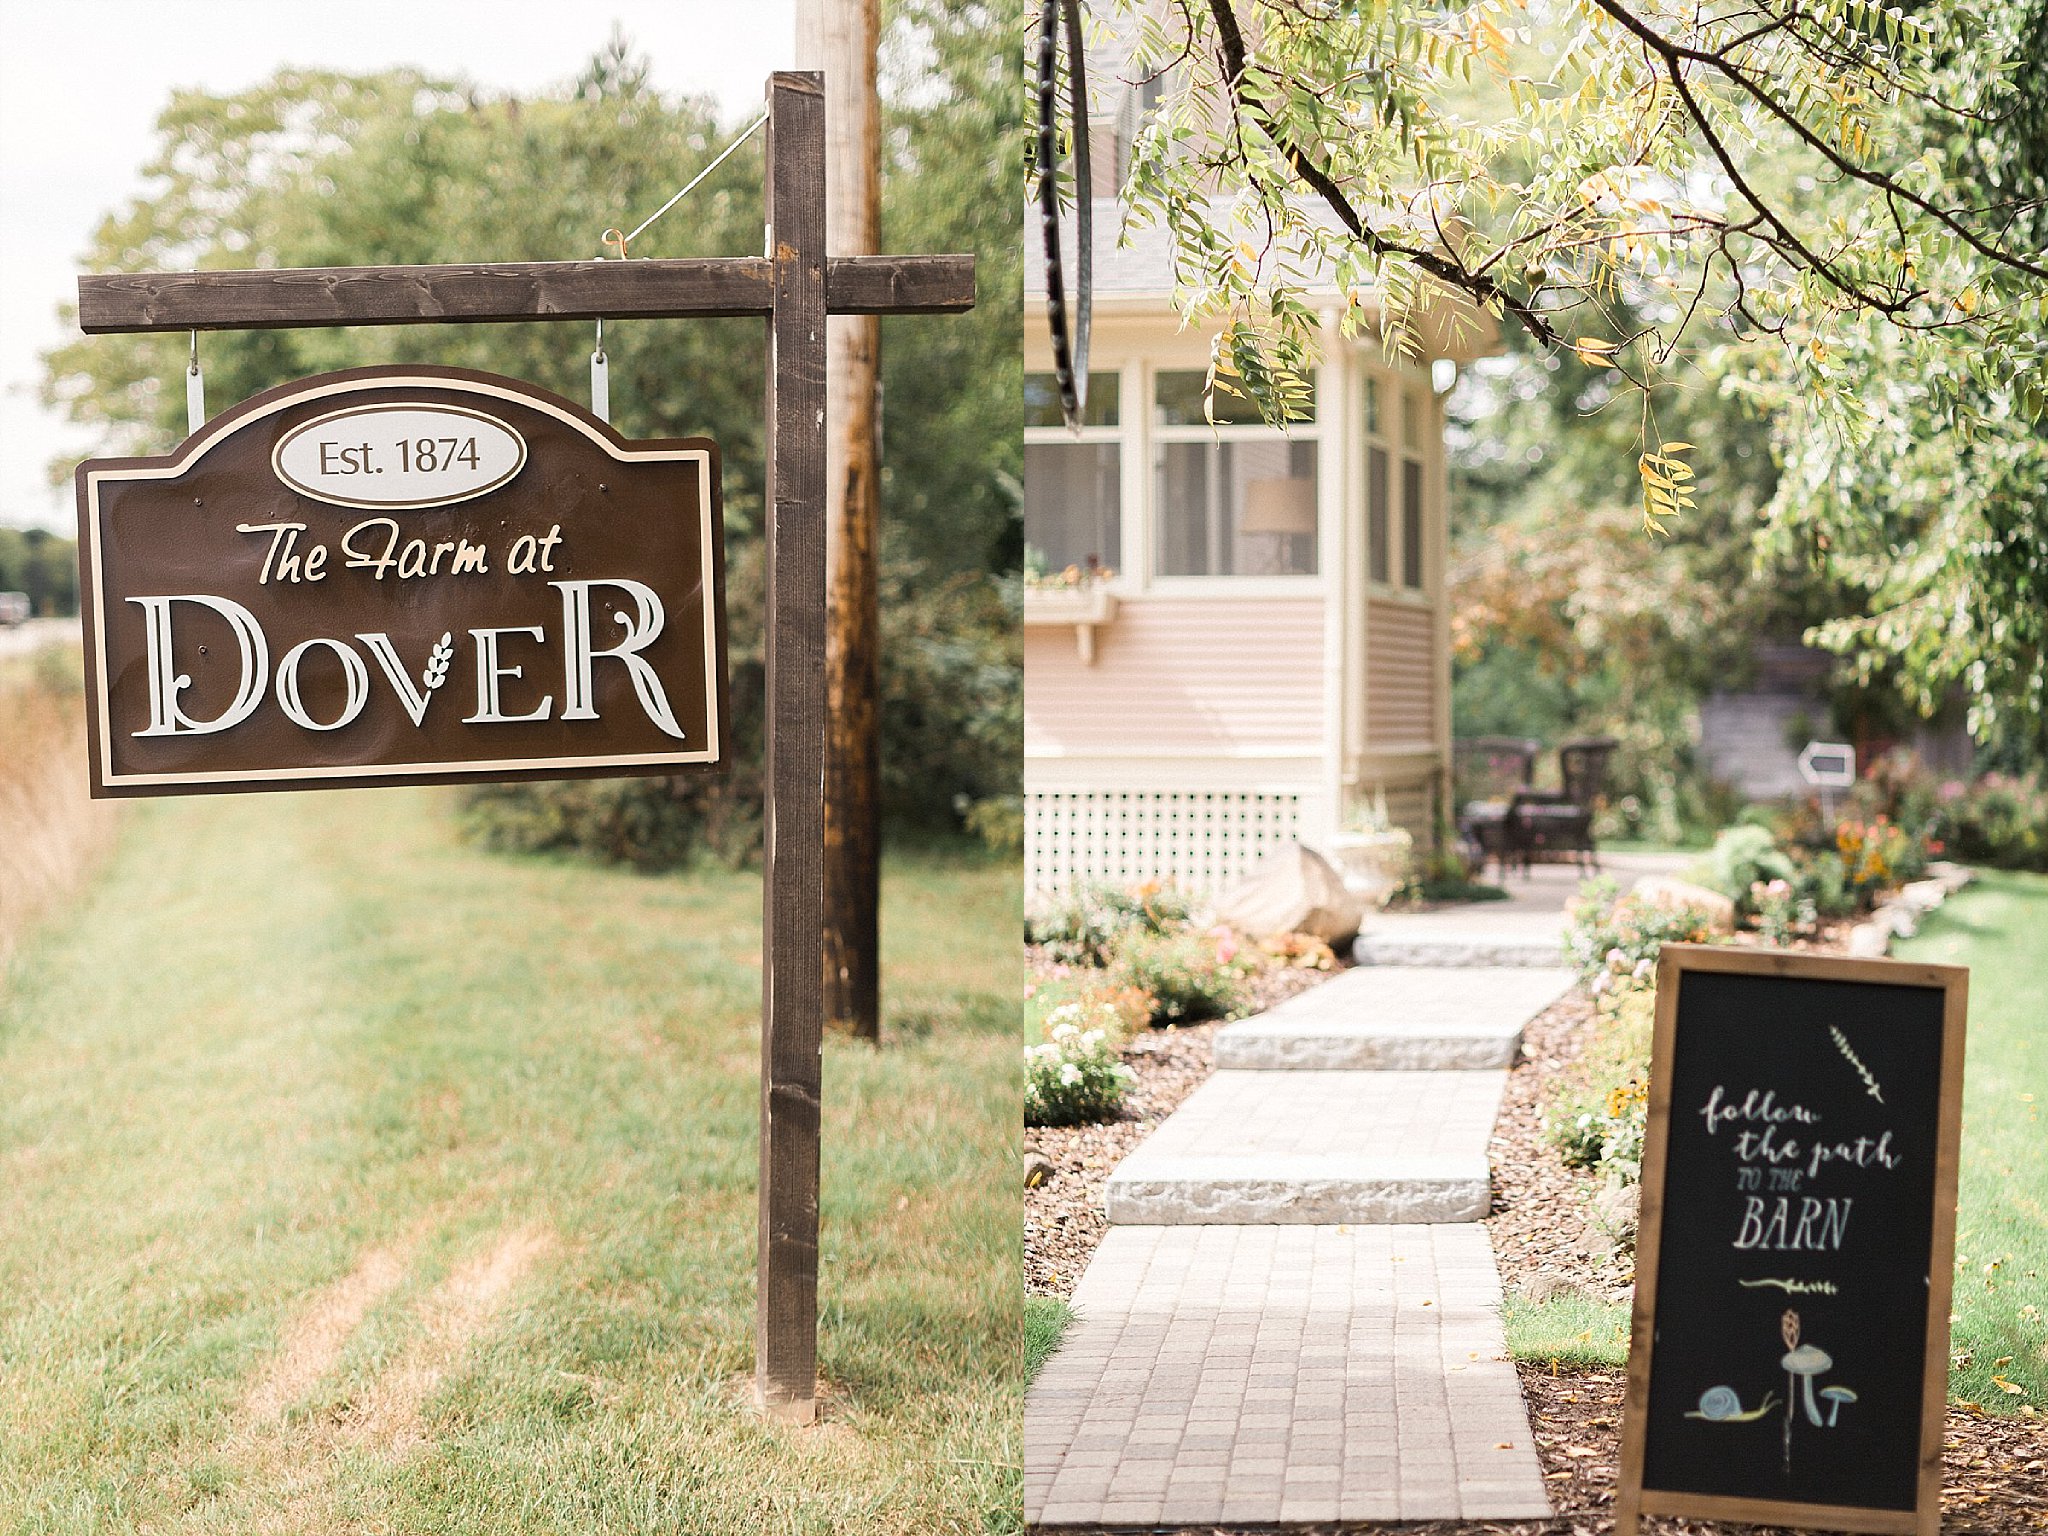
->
(75, 366, 727, 797)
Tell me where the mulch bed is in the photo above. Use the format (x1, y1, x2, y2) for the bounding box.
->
(1516, 1368, 2048, 1535)
(1486, 985, 1633, 1305)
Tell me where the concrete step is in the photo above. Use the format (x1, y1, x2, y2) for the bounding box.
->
(1104, 1070, 1505, 1225)
(1352, 932, 1568, 967)
(1216, 966, 1574, 1071)
(1026, 1223, 1552, 1527)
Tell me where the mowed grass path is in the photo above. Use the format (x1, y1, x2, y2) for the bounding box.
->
(0, 790, 1019, 1534)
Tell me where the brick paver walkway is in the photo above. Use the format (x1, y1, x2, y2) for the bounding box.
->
(1027, 1225, 1550, 1526)
(1027, 961, 1568, 1529)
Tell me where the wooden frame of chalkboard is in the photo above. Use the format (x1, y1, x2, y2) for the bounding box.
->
(1616, 945, 1967, 1536)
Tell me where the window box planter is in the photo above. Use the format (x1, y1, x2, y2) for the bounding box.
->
(1023, 585, 1119, 664)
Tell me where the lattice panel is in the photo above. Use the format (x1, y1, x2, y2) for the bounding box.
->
(1027, 789, 1304, 898)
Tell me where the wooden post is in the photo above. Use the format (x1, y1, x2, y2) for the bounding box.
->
(757, 70, 829, 1425)
(800, 0, 885, 1042)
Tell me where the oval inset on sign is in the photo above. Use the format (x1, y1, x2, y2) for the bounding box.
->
(272, 403, 526, 509)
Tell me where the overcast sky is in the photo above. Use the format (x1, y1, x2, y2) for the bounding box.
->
(0, 0, 797, 531)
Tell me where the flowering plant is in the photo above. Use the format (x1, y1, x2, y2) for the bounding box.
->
(1022, 547, 1116, 591)
(1025, 1005, 1136, 1127)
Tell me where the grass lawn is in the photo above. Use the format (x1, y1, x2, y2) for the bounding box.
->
(1022, 1296, 1072, 1386)
(1507, 869, 2048, 1418)
(0, 789, 1019, 1534)
(1895, 868, 2048, 1415)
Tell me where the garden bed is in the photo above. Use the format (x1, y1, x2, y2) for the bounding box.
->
(1024, 942, 1345, 1299)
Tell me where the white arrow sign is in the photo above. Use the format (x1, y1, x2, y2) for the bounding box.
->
(1797, 740, 1857, 789)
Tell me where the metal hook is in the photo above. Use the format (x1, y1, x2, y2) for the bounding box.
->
(601, 227, 629, 261)
(185, 329, 206, 436)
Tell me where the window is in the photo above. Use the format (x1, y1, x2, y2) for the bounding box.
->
(1025, 372, 1122, 575)
(1401, 459, 1424, 589)
(1402, 390, 1427, 589)
(1152, 370, 1318, 578)
(1367, 446, 1390, 584)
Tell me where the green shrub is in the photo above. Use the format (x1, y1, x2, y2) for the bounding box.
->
(1749, 878, 1812, 944)
(1545, 979, 1655, 1184)
(1024, 1005, 1135, 1126)
(1939, 773, 2048, 870)
(1024, 977, 1155, 1043)
(1563, 877, 1722, 986)
(1794, 849, 1857, 917)
(1110, 930, 1247, 1025)
(1700, 824, 1794, 913)
(1026, 881, 1196, 967)
(463, 773, 759, 871)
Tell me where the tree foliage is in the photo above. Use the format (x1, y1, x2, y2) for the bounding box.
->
(1091, 0, 2047, 759)
(45, 15, 1020, 857)
(0, 529, 78, 617)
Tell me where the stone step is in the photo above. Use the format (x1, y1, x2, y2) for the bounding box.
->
(1216, 966, 1574, 1071)
(1104, 1070, 1505, 1225)
(1352, 932, 1569, 968)
(1025, 1223, 1552, 1527)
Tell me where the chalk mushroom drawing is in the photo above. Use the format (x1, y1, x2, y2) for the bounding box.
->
(1820, 1386, 1857, 1426)
(1771, 1309, 1855, 1473)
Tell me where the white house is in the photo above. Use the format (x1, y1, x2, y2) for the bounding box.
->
(1023, 56, 1500, 899)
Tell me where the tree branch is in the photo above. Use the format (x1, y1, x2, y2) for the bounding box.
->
(1587, 0, 2048, 283)
(1202, 0, 1567, 350)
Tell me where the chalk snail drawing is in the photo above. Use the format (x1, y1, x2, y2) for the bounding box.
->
(1687, 1308, 1856, 1475)
(1685, 1384, 1780, 1422)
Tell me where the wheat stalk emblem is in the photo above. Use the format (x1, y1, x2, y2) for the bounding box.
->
(1828, 1024, 1885, 1103)
(422, 632, 454, 692)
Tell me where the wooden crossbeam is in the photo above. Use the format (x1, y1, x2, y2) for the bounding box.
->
(76, 252, 974, 334)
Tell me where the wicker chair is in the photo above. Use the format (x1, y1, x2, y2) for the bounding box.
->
(1509, 736, 1620, 874)
(1452, 736, 1542, 877)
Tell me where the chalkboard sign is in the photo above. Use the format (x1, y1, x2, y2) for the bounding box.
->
(1617, 946, 1967, 1536)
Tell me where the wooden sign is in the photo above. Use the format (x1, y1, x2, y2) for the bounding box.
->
(1617, 945, 1968, 1536)
(72, 72, 974, 1424)
(75, 365, 725, 797)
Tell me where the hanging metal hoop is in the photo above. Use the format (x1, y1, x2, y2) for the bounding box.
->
(1035, 0, 1092, 431)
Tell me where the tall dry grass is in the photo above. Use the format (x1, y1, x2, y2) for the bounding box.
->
(0, 645, 118, 962)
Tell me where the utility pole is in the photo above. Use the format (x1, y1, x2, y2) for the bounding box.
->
(797, 0, 884, 1041)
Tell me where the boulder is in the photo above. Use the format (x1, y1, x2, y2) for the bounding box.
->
(1925, 860, 1975, 895)
(1629, 874, 1737, 933)
(1899, 878, 1948, 914)
(1213, 842, 1365, 946)
(1846, 920, 1891, 957)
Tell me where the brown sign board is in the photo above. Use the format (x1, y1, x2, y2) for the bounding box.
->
(75, 365, 726, 797)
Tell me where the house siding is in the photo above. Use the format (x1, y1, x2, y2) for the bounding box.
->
(1024, 595, 1325, 758)
(1366, 599, 1435, 746)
